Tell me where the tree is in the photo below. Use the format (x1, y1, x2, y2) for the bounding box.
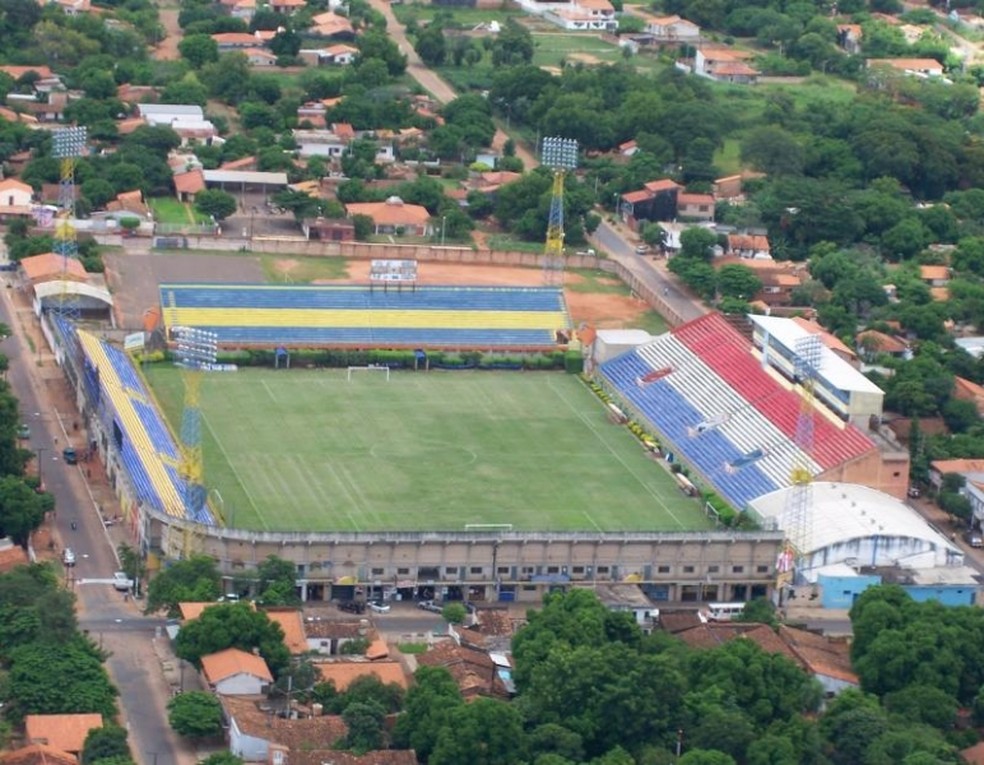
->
(678, 752, 736, 765)
(199, 755, 244, 765)
(194, 189, 238, 221)
(735, 597, 777, 626)
(255, 554, 300, 605)
(441, 602, 466, 625)
(341, 702, 386, 753)
(353, 214, 374, 240)
(716, 264, 762, 300)
(145, 555, 221, 616)
(491, 20, 534, 66)
(179, 34, 219, 68)
(679, 228, 717, 261)
(168, 692, 224, 739)
(175, 602, 290, 676)
(0, 475, 51, 546)
(430, 697, 527, 765)
(82, 726, 130, 765)
(415, 24, 447, 67)
(392, 667, 462, 760)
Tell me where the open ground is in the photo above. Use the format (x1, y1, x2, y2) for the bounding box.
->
(142, 366, 708, 534)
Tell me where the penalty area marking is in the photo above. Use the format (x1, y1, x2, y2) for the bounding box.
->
(201, 414, 267, 531)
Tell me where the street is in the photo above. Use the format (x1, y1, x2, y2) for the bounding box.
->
(0, 285, 191, 765)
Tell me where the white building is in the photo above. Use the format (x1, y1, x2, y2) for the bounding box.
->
(0, 178, 33, 210)
(644, 14, 700, 42)
(200, 648, 273, 695)
(293, 128, 350, 158)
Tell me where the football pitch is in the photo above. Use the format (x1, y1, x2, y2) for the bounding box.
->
(143, 367, 710, 533)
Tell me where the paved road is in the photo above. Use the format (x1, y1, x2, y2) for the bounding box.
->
(0, 288, 188, 765)
(365, 0, 539, 169)
(591, 221, 708, 325)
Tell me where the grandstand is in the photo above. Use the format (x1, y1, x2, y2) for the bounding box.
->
(159, 284, 571, 350)
(66, 322, 214, 525)
(597, 313, 884, 510)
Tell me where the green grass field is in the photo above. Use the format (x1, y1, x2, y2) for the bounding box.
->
(143, 367, 708, 534)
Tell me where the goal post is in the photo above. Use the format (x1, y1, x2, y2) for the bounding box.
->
(347, 364, 391, 382)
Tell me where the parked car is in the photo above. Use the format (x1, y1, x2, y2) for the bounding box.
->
(113, 571, 132, 591)
(368, 601, 391, 613)
(907, 486, 921, 499)
(216, 593, 240, 602)
(17, 424, 30, 440)
(62, 548, 76, 566)
(965, 531, 983, 549)
(417, 600, 442, 613)
(338, 600, 365, 614)
(634, 244, 649, 255)
(62, 447, 77, 465)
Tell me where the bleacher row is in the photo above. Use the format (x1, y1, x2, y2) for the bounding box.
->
(159, 284, 571, 349)
(598, 313, 876, 510)
(74, 328, 214, 525)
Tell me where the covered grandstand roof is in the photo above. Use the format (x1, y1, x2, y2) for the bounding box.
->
(597, 313, 876, 509)
(748, 482, 960, 569)
(34, 280, 113, 310)
(749, 314, 882, 395)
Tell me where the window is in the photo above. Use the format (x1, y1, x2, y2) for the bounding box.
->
(657, 565, 670, 573)
(497, 566, 510, 575)
(597, 566, 610, 574)
(708, 565, 720, 573)
(683, 565, 695, 574)
(371, 568, 384, 576)
(522, 585, 537, 591)
(547, 566, 559, 574)
(522, 566, 535, 574)
(572, 566, 585, 574)
(756, 565, 769, 574)
(397, 568, 409, 575)
(469, 567, 483, 575)
(732, 565, 744, 574)
(445, 567, 457, 575)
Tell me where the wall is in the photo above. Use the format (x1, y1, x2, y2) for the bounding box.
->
(904, 584, 977, 606)
(216, 674, 265, 696)
(229, 719, 269, 762)
(818, 572, 881, 609)
(821, 449, 909, 501)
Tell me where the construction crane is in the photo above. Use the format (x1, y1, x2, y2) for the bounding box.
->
(781, 334, 823, 574)
(540, 137, 578, 286)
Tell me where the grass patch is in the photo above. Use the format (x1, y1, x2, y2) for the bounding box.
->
(397, 642, 429, 654)
(635, 310, 669, 336)
(143, 367, 708, 534)
(393, 3, 521, 26)
(531, 33, 623, 68)
(567, 268, 632, 296)
(260, 255, 350, 283)
(487, 234, 543, 254)
(149, 197, 209, 225)
(714, 138, 743, 177)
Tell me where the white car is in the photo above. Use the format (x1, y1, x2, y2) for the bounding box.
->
(368, 601, 391, 613)
(113, 572, 132, 592)
(62, 548, 76, 567)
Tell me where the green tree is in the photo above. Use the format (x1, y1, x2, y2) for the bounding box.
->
(441, 602, 466, 625)
(716, 264, 762, 300)
(678, 752, 736, 765)
(415, 23, 447, 67)
(0, 475, 51, 546)
(145, 555, 221, 616)
(179, 34, 219, 68)
(194, 189, 238, 221)
(430, 697, 526, 765)
(735, 597, 777, 626)
(341, 702, 385, 753)
(392, 667, 462, 759)
(82, 726, 130, 765)
(255, 554, 299, 605)
(491, 19, 534, 66)
(679, 228, 717, 261)
(199, 754, 244, 765)
(352, 214, 374, 240)
(175, 602, 290, 677)
(167, 692, 224, 738)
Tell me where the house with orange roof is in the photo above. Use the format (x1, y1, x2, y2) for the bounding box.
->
(642, 14, 701, 42)
(725, 233, 770, 260)
(929, 458, 984, 489)
(229, 0, 255, 20)
(264, 609, 308, 654)
(0, 743, 78, 765)
(543, 0, 616, 31)
(867, 57, 944, 77)
(695, 47, 759, 84)
(219, 156, 257, 171)
(244, 48, 278, 66)
(201, 647, 274, 695)
(345, 198, 431, 236)
(212, 32, 265, 50)
(0, 66, 53, 81)
(270, 0, 305, 12)
(919, 264, 949, 287)
(314, 660, 408, 691)
(19, 252, 87, 284)
(177, 601, 219, 621)
(24, 714, 102, 754)
(222, 694, 348, 762)
(0, 178, 33, 212)
(106, 189, 149, 218)
(856, 329, 909, 359)
(677, 192, 714, 221)
(836, 23, 862, 54)
(416, 641, 506, 698)
(618, 178, 681, 231)
(0, 537, 28, 572)
(0, 106, 39, 126)
(116, 83, 158, 103)
(713, 256, 805, 306)
(322, 43, 359, 65)
(308, 12, 355, 39)
(303, 620, 367, 654)
(173, 169, 205, 202)
(953, 376, 984, 417)
(777, 625, 858, 696)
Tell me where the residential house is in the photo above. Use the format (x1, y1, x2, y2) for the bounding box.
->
(244, 48, 278, 66)
(116, 84, 159, 103)
(929, 459, 984, 490)
(467, 170, 522, 197)
(345, 197, 432, 236)
(695, 47, 760, 84)
(19, 253, 87, 285)
(0, 744, 78, 765)
(301, 43, 359, 66)
(173, 169, 205, 202)
(618, 139, 638, 157)
(867, 58, 945, 78)
(856, 329, 910, 360)
(137, 104, 217, 145)
(309, 12, 356, 39)
(229, 0, 256, 21)
(0, 536, 28, 572)
(544, 0, 617, 31)
(211, 32, 265, 51)
(0, 65, 54, 81)
(954, 376, 984, 416)
(303, 217, 356, 242)
(0, 106, 38, 126)
(676, 192, 715, 221)
(416, 641, 507, 698)
(713, 256, 805, 307)
(836, 23, 862, 54)
(6, 89, 69, 123)
(265, 609, 309, 654)
(24, 714, 102, 755)
(314, 660, 409, 691)
(0, 178, 33, 211)
(725, 233, 771, 260)
(643, 14, 701, 42)
(107, 189, 150, 218)
(619, 178, 681, 230)
(920, 264, 950, 286)
(220, 156, 258, 171)
(592, 583, 660, 628)
(177, 601, 220, 621)
(222, 695, 348, 762)
(303, 619, 368, 654)
(201, 647, 274, 695)
(296, 100, 327, 127)
(116, 117, 146, 135)
(270, 0, 305, 12)
(47, 0, 91, 16)
(294, 128, 351, 158)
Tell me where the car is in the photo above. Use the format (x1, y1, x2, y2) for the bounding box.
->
(217, 593, 240, 602)
(62, 548, 76, 566)
(907, 486, 921, 499)
(17, 424, 30, 440)
(417, 600, 442, 613)
(338, 600, 365, 614)
(368, 601, 391, 613)
(965, 531, 983, 549)
(62, 447, 77, 465)
(634, 244, 649, 255)
(113, 571, 132, 591)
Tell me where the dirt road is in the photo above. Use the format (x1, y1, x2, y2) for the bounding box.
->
(365, 0, 539, 169)
(153, 4, 182, 61)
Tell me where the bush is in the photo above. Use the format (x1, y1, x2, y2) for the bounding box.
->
(168, 691, 224, 739)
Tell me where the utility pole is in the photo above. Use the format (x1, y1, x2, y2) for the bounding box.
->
(35, 447, 46, 491)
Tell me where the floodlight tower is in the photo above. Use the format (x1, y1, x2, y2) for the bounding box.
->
(782, 334, 823, 567)
(174, 327, 218, 523)
(51, 126, 86, 321)
(540, 136, 579, 286)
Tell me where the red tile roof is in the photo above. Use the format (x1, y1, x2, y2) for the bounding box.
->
(643, 178, 681, 193)
(201, 647, 273, 684)
(315, 660, 407, 690)
(173, 169, 205, 196)
(24, 715, 102, 754)
(20, 253, 87, 283)
(0, 744, 78, 765)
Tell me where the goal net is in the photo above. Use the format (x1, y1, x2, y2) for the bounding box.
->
(347, 364, 391, 382)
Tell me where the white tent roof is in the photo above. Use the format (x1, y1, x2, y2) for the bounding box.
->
(748, 481, 957, 557)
